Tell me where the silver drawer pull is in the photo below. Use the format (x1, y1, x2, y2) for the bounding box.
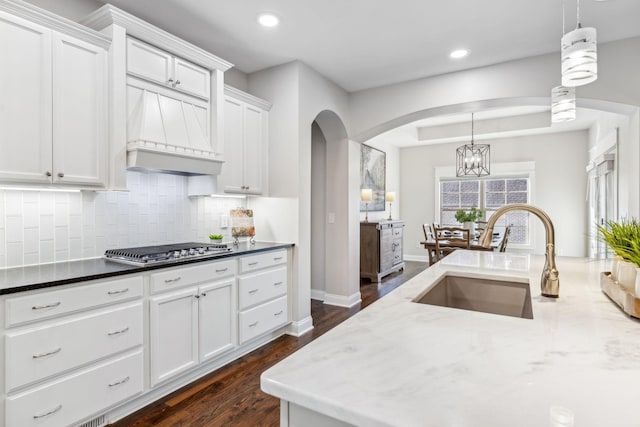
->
(32, 302, 61, 310)
(164, 277, 182, 283)
(248, 262, 259, 266)
(248, 321, 259, 327)
(274, 310, 284, 316)
(107, 327, 130, 336)
(107, 288, 129, 295)
(248, 289, 259, 294)
(273, 257, 283, 261)
(273, 281, 283, 286)
(33, 404, 62, 419)
(32, 347, 62, 359)
(215, 268, 228, 273)
(108, 376, 130, 387)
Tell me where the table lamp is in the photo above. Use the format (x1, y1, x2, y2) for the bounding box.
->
(385, 192, 395, 220)
(361, 188, 373, 222)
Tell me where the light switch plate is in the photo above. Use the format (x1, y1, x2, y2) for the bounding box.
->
(328, 213, 335, 224)
(220, 215, 229, 228)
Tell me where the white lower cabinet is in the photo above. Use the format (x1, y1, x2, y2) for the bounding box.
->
(149, 261, 237, 386)
(6, 350, 143, 427)
(0, 248, 290, 427)
(149, 287, 200, 387)
(1, 276, 144, 427)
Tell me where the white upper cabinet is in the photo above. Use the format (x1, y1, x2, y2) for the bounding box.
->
(220, 86, 271, 195)
(127, 38, 210, 100)
(52, 33, 107, 186)
(0, 8, 108, 187)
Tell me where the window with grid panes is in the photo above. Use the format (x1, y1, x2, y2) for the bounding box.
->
(439, 177, 530, 244)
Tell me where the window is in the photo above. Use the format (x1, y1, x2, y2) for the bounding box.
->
(439, 177, 530, 244)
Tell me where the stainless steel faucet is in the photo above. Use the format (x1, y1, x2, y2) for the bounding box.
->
(478, 203, 560, 298)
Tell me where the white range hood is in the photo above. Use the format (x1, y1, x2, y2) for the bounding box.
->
(126, 85, 223, 175)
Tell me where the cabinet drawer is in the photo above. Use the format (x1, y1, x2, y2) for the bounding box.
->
(392, 227, 403, 238)
(238, 267, 287, 310)
(5, 302, 142, 392)
(5, 276, 143, 327)
(150, 259, 235, 294)
(6, 350, 143, 427)
(239, 296, 288, 344)
(239, 250, 287, 274)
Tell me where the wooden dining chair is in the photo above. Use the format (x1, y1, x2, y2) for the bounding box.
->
(432, 226, 470, 262)
(499, 225, 511, 252)
(422, 224, 438, 265)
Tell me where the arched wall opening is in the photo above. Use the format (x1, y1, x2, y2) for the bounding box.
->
(311, 110, 362, 307)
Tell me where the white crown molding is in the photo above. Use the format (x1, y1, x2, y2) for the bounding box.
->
(0, 0, 110, 48)
(80, 4, 233, 72)
(224, 85, 273, 111)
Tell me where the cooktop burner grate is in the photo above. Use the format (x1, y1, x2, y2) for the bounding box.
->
(104, 242, 231, 265)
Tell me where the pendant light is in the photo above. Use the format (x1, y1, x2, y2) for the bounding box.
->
(456, 113, 490, 177)
(552, 3, 576, 123)
(551, 85, 576, 122)
(561, 0, 597, 87)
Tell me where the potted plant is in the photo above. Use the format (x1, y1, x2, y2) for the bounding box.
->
(455, 208, 484, 233)
(209, 234, 224, 244)
(597, 219, 640, 295)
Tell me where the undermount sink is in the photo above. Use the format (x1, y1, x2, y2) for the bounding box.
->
(414, 275, 533, 319)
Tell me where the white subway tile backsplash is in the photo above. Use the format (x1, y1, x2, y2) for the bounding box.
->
(40, 215, 54, 240)
(23, 202, 39, 228)
(55, 227, 69, 251)
(0, 171, 247, 268)
(69, 215, 82, 238)
(23, 228, 39, 253)
(5, 192, 23, 216)
(6, 216, 23, 243)
(6, 242, 24, 267)
(23, 252, 39, 266)
(40, 192, 55, 215)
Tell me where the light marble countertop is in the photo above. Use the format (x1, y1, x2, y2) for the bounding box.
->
(261, 251, 640, 427)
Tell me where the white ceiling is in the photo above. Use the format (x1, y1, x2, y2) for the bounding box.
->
(100, 0, 640, 92)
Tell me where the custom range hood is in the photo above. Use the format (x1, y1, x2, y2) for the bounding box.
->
(126, 86, 223, 175)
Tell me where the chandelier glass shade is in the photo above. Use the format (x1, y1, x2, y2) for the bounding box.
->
(561, 25, 597, 87)
(551, 85, 576, 122)
(456, 113, 490, 177)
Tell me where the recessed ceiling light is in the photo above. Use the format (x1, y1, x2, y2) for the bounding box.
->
(258, 13, 279, 27)
(450, 49, 469, 59)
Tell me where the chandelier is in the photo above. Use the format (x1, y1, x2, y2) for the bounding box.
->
(456, 113, 490, 177)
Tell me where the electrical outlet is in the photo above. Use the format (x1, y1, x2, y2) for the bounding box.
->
(220, 214, 229, 228)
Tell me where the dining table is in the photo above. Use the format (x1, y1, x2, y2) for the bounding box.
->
(420, 230, 502, 265)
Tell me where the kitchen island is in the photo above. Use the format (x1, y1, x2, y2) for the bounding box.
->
(261, 251, 640, 427)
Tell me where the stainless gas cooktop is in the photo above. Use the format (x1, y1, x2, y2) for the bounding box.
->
(104, 242, 231, 266)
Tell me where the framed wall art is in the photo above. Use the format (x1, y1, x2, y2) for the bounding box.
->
(360, 144, 386, 211)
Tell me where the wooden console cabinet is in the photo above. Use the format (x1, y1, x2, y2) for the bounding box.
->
(360, 220, 405, 282)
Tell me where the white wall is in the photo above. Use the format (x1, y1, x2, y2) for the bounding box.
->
(224, 68, 249, 93)
(310, 122, 326, 298)
(401, 130, 589, 261)
(25, 0, 103, 20)
(0, 171, 244, 268)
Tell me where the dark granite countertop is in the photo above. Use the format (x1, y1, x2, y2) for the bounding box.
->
(0, 242, 294, 295)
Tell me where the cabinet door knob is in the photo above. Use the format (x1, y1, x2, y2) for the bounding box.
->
(167, 78, 174, 84)
(174, 79, 181, 86)
(45, 171, 52, 177)
(57, 172, 64, 178)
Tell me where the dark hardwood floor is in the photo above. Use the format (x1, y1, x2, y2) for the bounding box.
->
(111, 261, 427, 427)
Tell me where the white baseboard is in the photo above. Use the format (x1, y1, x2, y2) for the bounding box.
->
(310, 288, 325, 301)
(286, 316, 314, 337)
(404, 254, 429, 263)
(323, 291, 362, 308)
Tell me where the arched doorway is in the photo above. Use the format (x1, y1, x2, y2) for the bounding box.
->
(311, 110, 361, 307)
